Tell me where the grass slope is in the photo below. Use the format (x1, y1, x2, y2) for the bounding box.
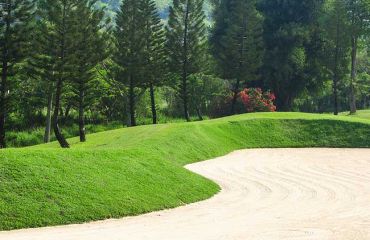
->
(1, 112, 369, 230)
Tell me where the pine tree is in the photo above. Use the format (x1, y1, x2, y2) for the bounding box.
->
(345, 0, 370, 114)
(114, 0, 146, 127)
(70, 0, 109, 142)
(166, 0, 207, 122)
(211, 0, 264, 114)
(141, 0, 166, 124)
(259, 0, 325, 111)
(323, 0, 351, 115)
(0, 0, 34, 148)
(29, 10, 55, 143)
(35, 0, 78, 148)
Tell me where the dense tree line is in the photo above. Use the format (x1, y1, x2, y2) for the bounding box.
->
(0, 0, 369, 148)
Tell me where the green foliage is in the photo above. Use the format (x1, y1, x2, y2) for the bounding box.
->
(70, 0, 110, 141)
(0, 0, 35, 148)
(0, 112, 369, 230)
(113, 0, 145, 85)
(98, 0, 212, 19)
(113, 0, 163, 125)
(141, 0, 167, 88)
(188, 73, 229, 119)
(166, 0, 207, 75)
(259, 0, 326, 111)
(321, 0, 351, 114)
(166, 0, 207, 120)
(345, 0, 370, 113)
(345, 0, 370, 39)
(211, 0, 264, 85)
(1, 0, 370, 149)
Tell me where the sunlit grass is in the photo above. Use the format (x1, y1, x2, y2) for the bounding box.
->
(1, 112, 369, 230)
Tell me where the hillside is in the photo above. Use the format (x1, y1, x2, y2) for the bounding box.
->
(0, 112, 369, 230)
(97, 0, 212, 19)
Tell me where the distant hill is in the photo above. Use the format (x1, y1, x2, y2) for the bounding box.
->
(97, 0, 212, 20)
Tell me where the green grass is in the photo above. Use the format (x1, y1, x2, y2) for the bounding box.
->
(340, 109, 370, 120)
(1, 112, 369, 230)
(7, 116, 208, 148)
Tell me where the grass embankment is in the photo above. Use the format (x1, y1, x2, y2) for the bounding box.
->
(1, 112, 369, 230)
(7, 116, 208, 148)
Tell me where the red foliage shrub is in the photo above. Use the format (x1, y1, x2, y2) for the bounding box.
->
(239, 88, 276, 113)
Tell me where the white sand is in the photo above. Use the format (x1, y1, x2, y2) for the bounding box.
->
(1, 148, 370, 240)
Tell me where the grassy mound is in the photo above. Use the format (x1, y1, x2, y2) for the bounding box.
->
(1, 112, 369, 230)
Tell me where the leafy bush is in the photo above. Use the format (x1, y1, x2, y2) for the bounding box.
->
(239, 88, 276, 112)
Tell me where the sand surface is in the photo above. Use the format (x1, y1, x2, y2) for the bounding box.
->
(1, 148, 370, 240)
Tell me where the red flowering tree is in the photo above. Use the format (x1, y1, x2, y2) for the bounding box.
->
(239, 88, 276, 112)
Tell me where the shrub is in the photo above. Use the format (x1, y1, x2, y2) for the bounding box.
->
(239, 88, 276, 113)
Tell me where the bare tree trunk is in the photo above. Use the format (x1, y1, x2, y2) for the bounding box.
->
(333, 20, 340, 116)
(78, 85, 86, 142)
(0, 4, 11, 149)
(44, 88, 53, 143)
(333, 74, 339, 115)
(231, 14, 247, 115)
(149, 83, 157, 124)
(53, 78, 70, 148)
(196, 106, 203, 121)
(182, 0, 191, 122)
(349, 35, 357, 114)
(53, 2, 69, 148)
(231, 78, 241, 115)
(64, 103, 72, 119)
(0, 55, 7, 149)
(129, 74, 136, 127)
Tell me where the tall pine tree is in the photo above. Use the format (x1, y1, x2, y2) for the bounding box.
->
(141, 0, 166, 124)
(0, 0, 34, 148)
(166, 0, 207, 121)
(114, 0, 145, 127)
(345, 0, 370, 114)
(323, 0, 351, 115)
(70, 0, 109, 142)
(36, 0, 78, 148)
(259, 0, 325, 111)
(211, 0, 264, 114)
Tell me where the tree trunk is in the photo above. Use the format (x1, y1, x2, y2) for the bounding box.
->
(53, 77, 70, 148)
(44, 88, 53, 143)
(64, 103, 72, 119)
(149, 83, 157, 124)
(333, 20, 340, 116)
(53, 3, 69, 149)
(277, 96, 293, 112)
(196, 106, 203, 121)
(129, 74, 136, 127)
(231, 78, 241, 115)
(78, 85, 86, 142)
(231, 14, 247, 115)
(0, 4, 11, 149)
(0, 55, 7, 149)
(349, 36, 357, 114)
(182, 0, 191, 122)
(333, 74, 339, 116)
(182, 73, 190, 122)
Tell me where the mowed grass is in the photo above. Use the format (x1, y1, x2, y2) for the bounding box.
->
(340, 109, 370, 120)
(1, 112, 369, 230)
